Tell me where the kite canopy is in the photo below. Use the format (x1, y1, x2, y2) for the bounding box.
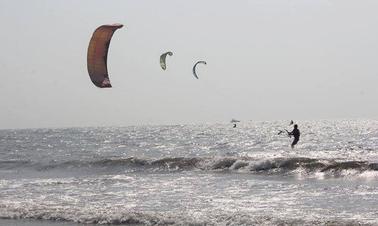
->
(160, 51, 173, 70)
(192, 61, 207, 79)
(87, 24, 123, 88)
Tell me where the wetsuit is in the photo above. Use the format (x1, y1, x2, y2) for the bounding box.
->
(289, 128, 300, 147)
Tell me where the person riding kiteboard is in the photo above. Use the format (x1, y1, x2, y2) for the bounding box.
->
(288, 124, 300, 148)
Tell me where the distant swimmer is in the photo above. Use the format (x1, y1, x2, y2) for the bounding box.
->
(288, 124, 300, 148)
(233, 123, 237, 128)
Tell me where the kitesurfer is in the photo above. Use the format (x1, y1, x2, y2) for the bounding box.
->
(288, 124, 300, 148)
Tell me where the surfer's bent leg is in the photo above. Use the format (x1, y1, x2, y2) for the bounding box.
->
(291, 138, 299, 148)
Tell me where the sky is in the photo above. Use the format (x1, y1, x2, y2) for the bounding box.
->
(0, 0, 378, 129)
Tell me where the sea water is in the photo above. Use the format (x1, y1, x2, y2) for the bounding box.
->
(0, 119, 378, 225)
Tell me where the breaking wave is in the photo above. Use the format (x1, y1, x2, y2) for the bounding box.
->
(2, 156, 378, 178)
(0, 203, 373, 225)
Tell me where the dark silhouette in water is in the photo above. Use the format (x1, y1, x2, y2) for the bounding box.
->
(288, 124, 300, 148)
(233, 123, 237, 128)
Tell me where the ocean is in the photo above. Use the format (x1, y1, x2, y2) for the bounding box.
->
(0, 119, 378, 225)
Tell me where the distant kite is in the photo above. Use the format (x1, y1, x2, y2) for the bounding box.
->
(192, 61, 207, 79)
(160, 51, 173, 70)
(87, 24, 123, 88)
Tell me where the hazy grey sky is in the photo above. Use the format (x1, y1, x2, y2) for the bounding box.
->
(1, 0, 378, 129)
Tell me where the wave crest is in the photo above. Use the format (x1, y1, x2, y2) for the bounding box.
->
(0, 203, 372, 225)
(1, 156, 378, 178)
